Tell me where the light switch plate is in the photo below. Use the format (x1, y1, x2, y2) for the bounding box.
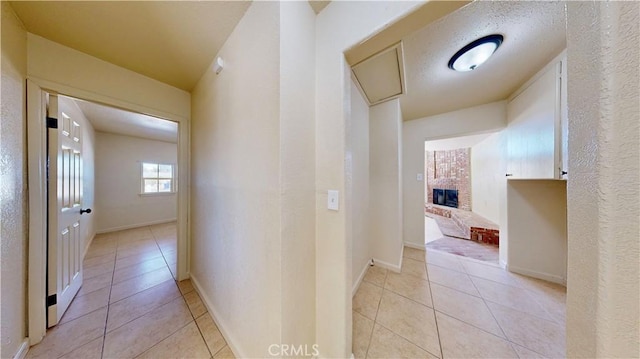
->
(417, 173, 424, 181)
(328, 190, 339, 211)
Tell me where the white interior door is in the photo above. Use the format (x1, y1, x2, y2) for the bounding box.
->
(47, 94, 86, 327)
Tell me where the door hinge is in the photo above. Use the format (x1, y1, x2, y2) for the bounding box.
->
(46, 117, 58, 129)
(47, 294, 57, 307)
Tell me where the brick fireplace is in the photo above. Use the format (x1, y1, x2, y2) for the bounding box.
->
(425, 148, 471, 211)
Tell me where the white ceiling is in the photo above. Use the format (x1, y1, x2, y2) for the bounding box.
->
(401, 1, 566, 121)
(10, 1, 251, 91)
(73, 98, 178, 144)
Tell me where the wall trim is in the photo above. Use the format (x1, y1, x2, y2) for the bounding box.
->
(403, 241, 426, 250)
(13, 339, 29, 359)
(190, 274, 246, 359)
(352, 260, 371, 297)
(508, 265, 566, 286)
(372, 257, 402, 273)
(96, 218, 177, 234)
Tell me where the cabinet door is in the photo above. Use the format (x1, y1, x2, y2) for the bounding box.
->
(506, 62, 561, 179)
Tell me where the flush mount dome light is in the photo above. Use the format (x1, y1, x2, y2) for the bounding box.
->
(448, 34, 503, 72)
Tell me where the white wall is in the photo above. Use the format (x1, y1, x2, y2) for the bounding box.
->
(403, 101, 507, 249)
(369, 99, 403, 269)
(191, 3, 282, 357)
(350, 80, 371, 291)
(471, 131, 506, 225)
(507, 180, 567, 283)
(279, 0, 317, 350)
(0, 3, 28, 357)
(566, 2, 640, 357)
(315, 3, 421, 355)
(95, 132, 177, 232)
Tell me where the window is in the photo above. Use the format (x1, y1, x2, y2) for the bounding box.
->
(141, 162, 175, 194)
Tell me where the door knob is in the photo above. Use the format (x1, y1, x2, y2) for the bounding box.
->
(80, 208, 92, 215)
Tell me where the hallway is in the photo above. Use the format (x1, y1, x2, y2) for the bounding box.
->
(26, 223, 234, 359)
(353, 247, 566, 358)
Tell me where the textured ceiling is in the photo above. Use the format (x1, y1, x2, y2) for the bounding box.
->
(10, 1, 251, 91)
(401, 1, 566, 121)
(74, 99, 178, 144)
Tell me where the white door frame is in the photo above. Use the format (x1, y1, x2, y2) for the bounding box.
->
(27, 78, 191, 345)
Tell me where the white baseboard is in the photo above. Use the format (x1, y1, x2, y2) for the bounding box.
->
(96, 218, 177, 234)
(352, 260, 371, 297)
(190, 274, 246, 359)
(13, 339, 29, 359)
(508, 265, 566, 285)
(404, 242, 426, 250)
(372, 257, 402, 273)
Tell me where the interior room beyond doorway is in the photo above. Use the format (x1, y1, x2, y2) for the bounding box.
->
(424, 135, 500, 264)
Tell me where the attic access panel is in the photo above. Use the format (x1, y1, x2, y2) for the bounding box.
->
(351, 43, 406, 105)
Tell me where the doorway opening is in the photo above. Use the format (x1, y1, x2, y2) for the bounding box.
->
(27, 82, 190, 345)
(423, 134, 501, 264)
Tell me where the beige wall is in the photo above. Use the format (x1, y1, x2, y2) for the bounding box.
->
(27, 34, 190, 121)
(95, 132, 177, 233)
(507, 180, 567, 284)
(402, 101, 507, 249)
(0, 3, 28, 358)
(190, 2, 282, 357)
(190, 2, 318, 355)
(315, 3, 421, 355)
(566, 2, 640, 357)
(471, 131, 506, 225)
(369, 99, 403, 269)
(350, 80, 371, 290)
(279, 0, 317, 349)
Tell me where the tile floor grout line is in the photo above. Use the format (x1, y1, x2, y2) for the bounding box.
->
(192, 312, 216, 358)
(363, 266, 388, 359)
(520, 284, 564, 325)
(425, 262, 445, 359)
(133, 319, 195, 359)
(51, 306, 109, 359)
(371, 320, 441, 359)
(373, 266, 442, 358)
(100, 232, 120, 359)
(102, 281, 182, 334)
(434, 309, 510, 342)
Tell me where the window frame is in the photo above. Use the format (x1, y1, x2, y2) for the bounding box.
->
(140, 162, 176, 195)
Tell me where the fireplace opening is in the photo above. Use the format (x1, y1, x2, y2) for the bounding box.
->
(433, 188, 458, 208)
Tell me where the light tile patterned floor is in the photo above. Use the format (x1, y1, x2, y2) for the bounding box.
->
(354, 247, 566, 359)
(26, 222, 234, 359)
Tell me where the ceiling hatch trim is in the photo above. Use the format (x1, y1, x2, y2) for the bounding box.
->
(351, 42, 406, 106)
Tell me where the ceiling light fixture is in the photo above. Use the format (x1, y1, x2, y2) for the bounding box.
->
(448, 34, 503, 72)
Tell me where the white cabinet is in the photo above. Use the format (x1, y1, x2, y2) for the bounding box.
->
(506, 53, 567, 179)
